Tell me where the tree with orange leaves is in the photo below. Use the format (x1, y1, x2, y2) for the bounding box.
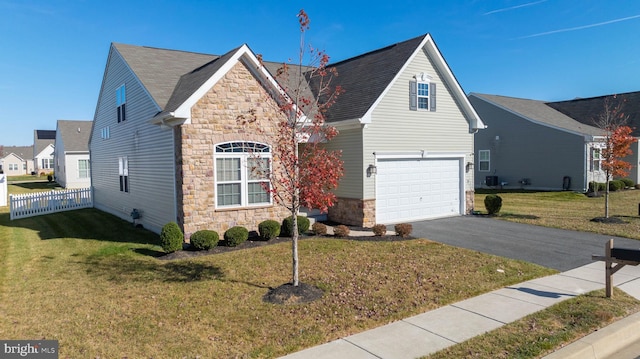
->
(593, 97, 637, 218)
(241, 9, 344, 291)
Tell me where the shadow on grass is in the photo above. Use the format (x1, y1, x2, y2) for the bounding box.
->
(9, 182, 61, 190)
(84, 255, 225, 283)
(1, 209, 159, 246)
(499, 213, 541, 220)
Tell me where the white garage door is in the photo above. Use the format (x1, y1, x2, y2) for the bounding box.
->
(376, 158, 462, 223)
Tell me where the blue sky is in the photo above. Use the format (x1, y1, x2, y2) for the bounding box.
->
(1, 0, 639, 146)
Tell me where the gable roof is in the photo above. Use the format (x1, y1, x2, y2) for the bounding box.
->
(112, 34, 484, 130)
(1, 146, 33, 160)
(112, 43, 218, 109)
(56, 120, 93, 152)
(470, 93, 604, 137)
(547, 91, 640, 137)
(321, 34, 426, 122)
(33, 129, 56, 156)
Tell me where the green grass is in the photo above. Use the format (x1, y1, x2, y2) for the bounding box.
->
(426, 289, 640, 359)
(475, 189, 640, 240)
(7, 174, 45, 182)
(2, 186, 639, 357)
(0, 196, 555, 357)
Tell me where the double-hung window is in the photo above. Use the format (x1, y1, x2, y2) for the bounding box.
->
(215, 142, 271, 208)
(478, 150, 490, 172)
(591, 148, 602, 171)
(118, 156, 129, 192)
(9, 163, 18, 171)
(78, 159, 90, 179)
(410, 73, 436, 111)
(42, 158, 53, 169)
(116, 85, 126, 123)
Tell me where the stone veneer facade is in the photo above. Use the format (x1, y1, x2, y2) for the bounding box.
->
(328, 198, 376, 228)
(329, 191, 475, 228)
(175, 61, 290, 239)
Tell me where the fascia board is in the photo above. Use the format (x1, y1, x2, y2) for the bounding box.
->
(173, 44, 301, 124)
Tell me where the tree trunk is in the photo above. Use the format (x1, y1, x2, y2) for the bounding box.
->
(605, 178, 610, 218)
(292, 210, 299, 286)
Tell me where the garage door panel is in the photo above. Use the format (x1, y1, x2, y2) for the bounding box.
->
(377, 158, 461, 223)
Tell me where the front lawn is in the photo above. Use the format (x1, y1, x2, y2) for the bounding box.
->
(0, 205, 555, 358)
(475, 189, 640, 240)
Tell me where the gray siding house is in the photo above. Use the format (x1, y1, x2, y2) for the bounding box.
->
(548, 91, 640, 185)
(54, 120, 93, 188)
(90, 34, 484, 235)
(469, 93, 608, 191)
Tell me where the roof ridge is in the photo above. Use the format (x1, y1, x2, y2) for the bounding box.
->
(328, 33, 428, 67)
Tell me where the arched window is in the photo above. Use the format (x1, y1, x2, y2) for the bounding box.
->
(215, 142, 271, 208)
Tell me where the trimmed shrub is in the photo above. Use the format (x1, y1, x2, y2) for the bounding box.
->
(281, 216, 311, 237)
(589, 182, 606, 192)
(224, 226, 249, 247)
(621, 178, 635, 188)
(190, 230, 219, 250)
(333, 225, 350, 237)
(160, 222, 183, 253)
(395, 223, 413, 237)
(484, 194, 503, 215)
(312, 222, 327, 235)
(258, 220, 281, 240)
(609, 180, 625, 192)
(372, 224, 387, 236)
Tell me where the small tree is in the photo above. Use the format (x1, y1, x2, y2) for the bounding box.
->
(593, 97, 637, 218)
(239, 10, 344, 287)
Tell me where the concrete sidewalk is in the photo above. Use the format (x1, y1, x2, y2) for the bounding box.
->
(280, 261, 640, 359)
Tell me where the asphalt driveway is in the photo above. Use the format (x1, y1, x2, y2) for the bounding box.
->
(411, 216, 640, 271)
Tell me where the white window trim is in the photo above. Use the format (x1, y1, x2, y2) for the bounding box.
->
(116, 84, 126, 123)
(478, 150, 490, 172)
(78, 159, 90, 179)
(591, 147, 602, 172)
(118, 156, 129, 193)
(214, 142, 272, 209)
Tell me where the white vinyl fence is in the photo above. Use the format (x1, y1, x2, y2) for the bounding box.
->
(10, 188, 93, 220)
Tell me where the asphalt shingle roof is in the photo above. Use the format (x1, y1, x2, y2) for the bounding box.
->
(548, 91, 640, 137)
(470, 93, 605, 137)
(322, 34, 427, 122)
(1, 146, 33, 160)
(113, 43, 218, 109)
(34, 130, 56, 156)
(57, 120, 92, 152)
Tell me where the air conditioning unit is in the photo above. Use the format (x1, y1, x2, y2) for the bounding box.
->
(486, 176, 498, 187)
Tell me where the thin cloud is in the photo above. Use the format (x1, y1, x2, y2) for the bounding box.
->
(519, 14, 640, 39)
(484, 0, 548, 15)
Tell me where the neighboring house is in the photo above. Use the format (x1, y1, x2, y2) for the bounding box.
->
(469, 93, 609, 191)
(54, 120, 93, 188)
(547, 91, 640, 185)
(90, 34, 484, 235)
(0, 146, 34, 175)
(34, 130, 56, 175)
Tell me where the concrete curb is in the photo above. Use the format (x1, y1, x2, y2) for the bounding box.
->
(542, 311, 640, 359)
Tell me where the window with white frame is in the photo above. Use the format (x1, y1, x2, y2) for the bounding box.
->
(78, 159, 90, 179)
(42, 158, 53, 169)
(9, 163, 18, 171)
(410, 73, 436, 111)
(478, 150, 490, 172)
(101, 126, 110, 139)
(118, 156, 129, 192)
(215, 142, 271, 208)
(591, 148, 602, 171)
(116, 85, 126, 123)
